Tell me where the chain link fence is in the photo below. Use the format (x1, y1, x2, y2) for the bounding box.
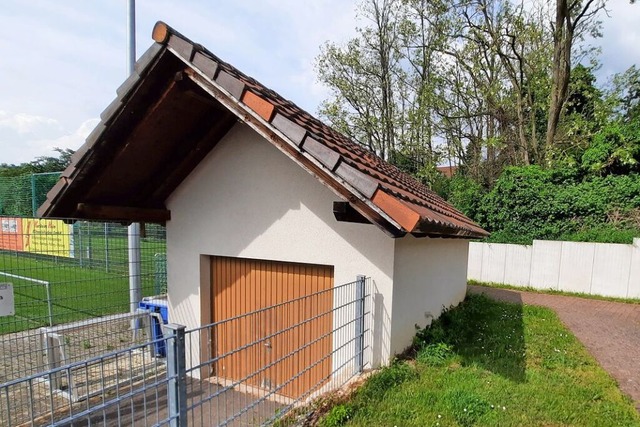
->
(1, 278, 372, 426)
(0, 216, 167, 384)
(0, 172, 61, 216)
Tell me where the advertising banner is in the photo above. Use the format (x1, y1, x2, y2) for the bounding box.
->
(0, 217, 23, 251)
(0, 217, 74, 258)
(21, 218, 73, 257)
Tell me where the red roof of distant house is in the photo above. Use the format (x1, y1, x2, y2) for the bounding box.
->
(437, 165, 458, 178)
(39, 22, 488, 239)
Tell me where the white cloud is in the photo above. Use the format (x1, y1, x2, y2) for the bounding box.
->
(35, 118, 100, 152)
(0, 111, 61, 135)
(594, 1, 640, 83)
(1, 117, 98, 165)
(0, 0, 637, 166)
(0, 1, 359, 164)
(135, 0, 358, 113)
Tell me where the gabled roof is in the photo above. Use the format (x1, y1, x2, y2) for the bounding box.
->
(39, 22, 488, 239)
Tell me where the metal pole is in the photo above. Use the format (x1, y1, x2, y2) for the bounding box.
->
(126, 0, 143, 326)
(30, 174, 37, 216)
(165, 324, 187, 427)
(128, 225, 142, 322)
(78, 223, 83, 267)
(127, 0, 136, 71)
(104, 223, 109, 273)
(355, 275, 365, 373)
(45, 281, 54, 327)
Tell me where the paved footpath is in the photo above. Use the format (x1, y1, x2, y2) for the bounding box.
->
(468, 285, 640, 411)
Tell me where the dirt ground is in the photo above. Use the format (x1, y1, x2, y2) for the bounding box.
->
(1, 314, 284, 426)
(0, 315, 161, 426)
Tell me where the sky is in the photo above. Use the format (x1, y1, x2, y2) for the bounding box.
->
(0, 0, 639, 165)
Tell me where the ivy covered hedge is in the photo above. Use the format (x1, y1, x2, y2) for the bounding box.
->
(445, 167, 640, 244)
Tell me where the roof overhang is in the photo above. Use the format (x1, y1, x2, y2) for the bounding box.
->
(39, 22, 489, 239)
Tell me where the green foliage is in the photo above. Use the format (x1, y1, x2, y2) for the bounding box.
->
(446, 175, 486, 220)
(416, 342, 454, 366)
(557, 225, 640, 243)
(610, 64, 640, 121)
(470, 166, 640, 244)
(446, 390, 491, 427)
(566, 64, 601, 121)
(0, 148, 74, 177)
(0, 147, 72, 215)
(582, 119, 640, 175)
(357, 361, 417, 402)
(318, 293, 640, 426)
(320, 404, 354, 427)
(0, 172, 61, 216)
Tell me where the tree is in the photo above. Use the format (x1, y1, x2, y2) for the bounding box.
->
(545, 0, 606, 161)
(317, 0, 403, 160)
(609, 65, 640, 121)
(0, 147, 74, 177)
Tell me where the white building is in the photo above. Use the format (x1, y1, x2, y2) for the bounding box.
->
(40, 21, 487, 399)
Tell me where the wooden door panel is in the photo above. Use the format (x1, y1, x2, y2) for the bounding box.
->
(211, 256, 333, 399)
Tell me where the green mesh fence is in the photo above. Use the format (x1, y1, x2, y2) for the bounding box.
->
(0, 217, 167, 386)
(0, 172, 61, 216)
(154, 253, 167, 294)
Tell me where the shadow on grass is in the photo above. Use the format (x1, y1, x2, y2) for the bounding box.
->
(413, 291, 526, 383)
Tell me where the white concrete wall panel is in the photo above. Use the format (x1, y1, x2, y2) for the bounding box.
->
(166, 123, 397, 372)
(590, 243, 632, 298)
(480, 243, 507, 283)
(468, 239, 640, 299)
(628, 239, 640, 298)
(557, 242, 595, 294)
(467, 242, 483, 280)
(529, 240, 562, 290)
(502, 243, 532, 286)
(393, 237, 468, 353)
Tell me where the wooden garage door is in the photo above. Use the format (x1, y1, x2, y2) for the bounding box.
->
(211, 256, 333, 399)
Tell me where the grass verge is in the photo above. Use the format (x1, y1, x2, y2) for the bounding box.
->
(317, 293, 640, 427)
(0, 250, 162, 334)
(468, 279, 640, 305)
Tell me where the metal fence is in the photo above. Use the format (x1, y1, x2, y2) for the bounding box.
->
(1, 277, 372, 426)
(0, 172, 61, 217)
(0, 216, 167, 383)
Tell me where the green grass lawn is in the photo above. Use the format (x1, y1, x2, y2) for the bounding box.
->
(0, 242, 165, 334)
(317, 293, 640, 427)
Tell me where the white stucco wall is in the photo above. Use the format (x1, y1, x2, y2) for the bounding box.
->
(391, 237, 469, 354)
(165, 122, 473, 378)
(165, 123, 396, 372)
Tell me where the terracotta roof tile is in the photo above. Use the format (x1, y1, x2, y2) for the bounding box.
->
(155, 22, 487, 238)
(40, 21, 487, 238)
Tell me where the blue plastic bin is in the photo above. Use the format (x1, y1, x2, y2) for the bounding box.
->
(139, 297, 168, 357)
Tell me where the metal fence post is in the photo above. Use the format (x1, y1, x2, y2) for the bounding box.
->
(44, 281, 54, 327)
(355, 275, 365, 373)
(30, 173, 37, 216)
(165, 323, 187, 427)
(104, 222, 110, 273)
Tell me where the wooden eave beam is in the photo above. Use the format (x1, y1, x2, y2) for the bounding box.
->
(76, 203, 171, 223)
(45, 54, 183, 218)
(333, 201, 372, 225)
(140, 87, 238, 204)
